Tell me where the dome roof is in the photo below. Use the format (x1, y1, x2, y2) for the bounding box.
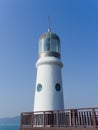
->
(39, 31, 60, 42)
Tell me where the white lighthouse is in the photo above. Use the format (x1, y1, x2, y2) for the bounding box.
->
(33, 28, 64, 112)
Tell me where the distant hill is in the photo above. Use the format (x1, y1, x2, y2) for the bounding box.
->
(0, 116, 20, 125)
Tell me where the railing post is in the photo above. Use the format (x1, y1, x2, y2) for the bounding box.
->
(44, 111, 45, 127)
(83, 112, 86, 128)
(92, 108, 96, 128)
(57, 110, 60, 127)
(51, 111, 54, 127)
(20, 113, 23, 127)
(72, 110, 76, 127)
(32, 112, 34, 127)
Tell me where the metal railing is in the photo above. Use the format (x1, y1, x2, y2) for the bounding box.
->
(20, 107, 98, 128)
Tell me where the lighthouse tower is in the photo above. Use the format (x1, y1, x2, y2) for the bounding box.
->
(33, 27, 64, 112)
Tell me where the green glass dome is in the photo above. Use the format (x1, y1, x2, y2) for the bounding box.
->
(39, 32, 60, 41)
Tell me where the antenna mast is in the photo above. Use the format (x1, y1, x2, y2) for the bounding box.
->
(48, 16, 51, 32)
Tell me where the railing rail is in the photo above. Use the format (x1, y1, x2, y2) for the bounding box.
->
(20, 107, 98, 128)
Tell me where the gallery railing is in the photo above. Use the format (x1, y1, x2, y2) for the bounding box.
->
(20, 107, 98, 128)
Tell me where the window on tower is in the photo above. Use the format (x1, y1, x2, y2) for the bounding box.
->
(37, 84, 42, 92)
(51, 39, 60, 53)
(39, 37, 60, 54)
(39, 39, 44, 53)
(45, 38, 50, 51)
(55, 83, 61, 91)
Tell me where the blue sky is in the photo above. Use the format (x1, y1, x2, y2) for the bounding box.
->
(0, 0, 98, 118)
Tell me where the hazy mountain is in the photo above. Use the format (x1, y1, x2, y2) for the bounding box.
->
(0, 116, 20, 125)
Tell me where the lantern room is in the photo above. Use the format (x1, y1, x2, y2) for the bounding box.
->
(38, 30, 61, 58)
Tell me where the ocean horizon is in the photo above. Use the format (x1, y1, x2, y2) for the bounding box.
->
(0, 124, 19, 130)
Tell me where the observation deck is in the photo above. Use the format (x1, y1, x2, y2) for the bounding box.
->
(20, 107, 98, 130)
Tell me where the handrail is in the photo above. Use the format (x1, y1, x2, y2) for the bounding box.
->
(20, 107, 98, 128)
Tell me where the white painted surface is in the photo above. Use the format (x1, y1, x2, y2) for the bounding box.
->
(33, 57, 64, 111)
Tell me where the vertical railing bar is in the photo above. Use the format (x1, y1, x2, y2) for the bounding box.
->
(20, 113, 23, 127)
(87, 111, 89, 126)
(44, 111, 45, 127)
(85, 111, 87, 127)
(58, 110, 60, 127)
(92, 108, 96, 128)
(72, 110, 75, 127)
(31, 112, 33, 127)
(79, 111, 81, 126)
(90, 111, 92, 126)
(83, 111, 86, 127)
(96, 110, 98, 127)
(52, 111, 53, 127)
(69, 111, 71, 126)
(65, 111, 67, 127)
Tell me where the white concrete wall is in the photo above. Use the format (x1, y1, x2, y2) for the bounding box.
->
(33, 57, 64, 111)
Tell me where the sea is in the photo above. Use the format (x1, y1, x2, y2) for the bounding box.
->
(0, 124, 19, 130)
